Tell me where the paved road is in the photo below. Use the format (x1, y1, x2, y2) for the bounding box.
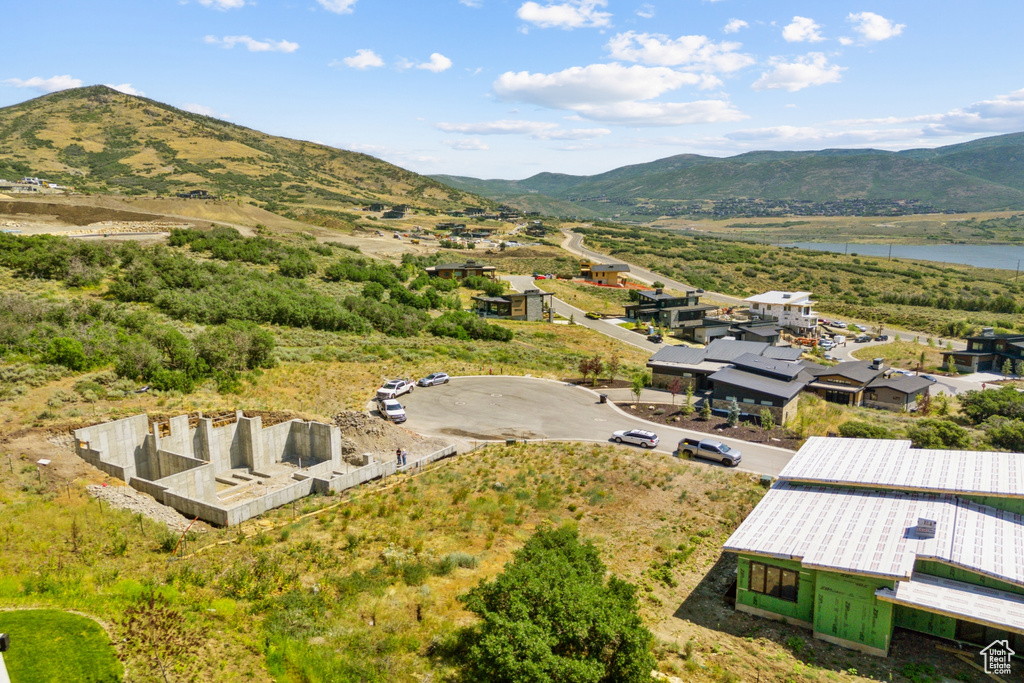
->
(561, 230, 745, 306)
(400, 376, 795, 476)
(503, 274, 665, 353)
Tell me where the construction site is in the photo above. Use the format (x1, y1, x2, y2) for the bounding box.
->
(73, 411, 455, 526)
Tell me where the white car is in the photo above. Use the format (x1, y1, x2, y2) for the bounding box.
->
(611, 429, 659, 448)
(376, 379, 414, 400)
(832, 321, 847, 328)
(819, 339, 835, 350)
(376, 398, 407, 423)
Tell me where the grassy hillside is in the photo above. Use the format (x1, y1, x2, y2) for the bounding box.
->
(435, 133, 1024, 218)
(0, 86, 484, 214)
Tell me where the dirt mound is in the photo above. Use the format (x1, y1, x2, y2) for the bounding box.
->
(0, 200, 166, 226)
(333, 410, 451, 463)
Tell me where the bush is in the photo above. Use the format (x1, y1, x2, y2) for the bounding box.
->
(44, 337, 88, 371)
(986, 419, 1024, 452)
(838, 421, 892, 439)
(426, 311, 513, 342)
(453, 527, 654, 682)
(906, 419, 971, 449)
(958, 386, 1024, 424)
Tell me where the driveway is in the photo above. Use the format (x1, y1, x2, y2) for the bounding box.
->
(503, 275, 665, 353)
(400, 376, 794, 476)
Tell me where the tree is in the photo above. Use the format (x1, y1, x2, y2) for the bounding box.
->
(917, 390, 932, 416)
(680, 383, 695, 417)
(606, 354, 620, 382)
(630, 371, 649, 405)
(727, 398, 741, 427)
(117, 592, 207, 683)
(1003, 357, 1015, 377)
(760, 407, 775, 431)
(958, 386, 1024, 424)
(699, 399, 712, 421)
(578, 355, 603, 385)
(944, 355, 957, 375)
(652, 281, 664, 289)
(454, 526, 655, 683)
(987, 419, 1024, 452)
(1017, 360, 1024, 377)
(906, 419, 971, 449)
(667, 378, 682, 406)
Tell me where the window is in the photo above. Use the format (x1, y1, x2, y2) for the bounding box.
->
(748, 561, 799, 602)
(742, 398, 755, 404)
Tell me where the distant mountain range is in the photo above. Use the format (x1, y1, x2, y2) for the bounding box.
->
(0, 85, 481, 213)
(433, 133, 1024, 218)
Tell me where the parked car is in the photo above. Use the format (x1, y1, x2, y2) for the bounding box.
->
(376, 398, 407, 423)
(921, 374, 937, 382)
(818, 318, 831, 325)
(418, 372, 450, 387)
(647, 334, 663, 343)
(677, 438, 742, 466)
(855, 335, 872, 343)
(376, 379, 414, 400)
(819, 339, 836, 350)
(874, 334, 889, 342)
(611, 429, 659, 448)
(585, 311, 602, 320)
(832, 321, 847, 328)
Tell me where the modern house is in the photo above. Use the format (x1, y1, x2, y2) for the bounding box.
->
(806, 359, 933, 411)
(707, 353, 816, 424)
(580, 262, 630, 286)
(624, 288, 715, 326)
(745, 291, 817, 335)
(942, 327, 1024, 374)
(472, 289, 553, 322)
(425, 260, 497, 279)
(646, 339, 803, 391)
(725, 436, 1024, 657)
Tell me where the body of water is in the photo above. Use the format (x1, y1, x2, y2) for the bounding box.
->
(781, 242, 1024, 272)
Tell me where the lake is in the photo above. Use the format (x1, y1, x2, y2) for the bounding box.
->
(781, 242, 1024, 272)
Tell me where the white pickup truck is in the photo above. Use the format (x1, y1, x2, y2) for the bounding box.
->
(677, 438, 742, 467)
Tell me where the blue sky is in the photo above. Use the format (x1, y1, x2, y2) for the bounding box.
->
(2, 1, 1023, 179)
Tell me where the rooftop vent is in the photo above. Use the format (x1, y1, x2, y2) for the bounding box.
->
(871, 358, 884, 370)
(782, 293, 791, 299)
(916, 517, 937, 539)
(982, 327, 995, 337)
(655, 288, 663, 295)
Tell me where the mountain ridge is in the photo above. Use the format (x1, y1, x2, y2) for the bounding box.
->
(0, 85, 483, 215)
(433, 132, 1024, 217)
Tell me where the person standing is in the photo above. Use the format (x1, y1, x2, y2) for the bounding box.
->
(401, 448, 408, 466)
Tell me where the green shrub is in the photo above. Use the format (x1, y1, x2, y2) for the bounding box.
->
(838, 421, 892, 439)
(906, 419, 971, 449)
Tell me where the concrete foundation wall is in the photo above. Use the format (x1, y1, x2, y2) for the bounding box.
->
(74, 414, 150, 481)
(260, 420, 295, 465)
(224, 478, 316, 526)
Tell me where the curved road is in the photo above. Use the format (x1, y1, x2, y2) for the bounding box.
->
(400, 376, 794, 476)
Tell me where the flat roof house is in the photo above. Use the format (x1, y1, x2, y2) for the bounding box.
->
(942, 327, 1024, 374)
(472, 289, 553, 322)
(725, 436, 1024, 656)
(425, 260, 497, 280)
(745, 291, 817, 335)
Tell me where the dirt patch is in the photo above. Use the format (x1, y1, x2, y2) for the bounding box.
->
(0, 200, 167, 226)
(333, 410, 452, 462)
(616, 402, 804, 450)
(86, 483, 195, 532)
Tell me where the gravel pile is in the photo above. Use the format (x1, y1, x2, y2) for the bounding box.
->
(86, 484, 196, 532)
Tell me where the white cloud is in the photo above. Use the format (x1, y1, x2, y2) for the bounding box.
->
(106, 83, 145, 96)
(436, 119, 611, 140)
(838, 37, 854, 46)
(495, 63, 704, 109)
(317, 0, 357, 14)
(181, 103, 230, 119)
(4, 75, 82, 93)
(493, 63, 746, 125)
(847, 12, 905, 42)
(516, 0, 611, 30)
(606, 31, 754, 73)
(752, 53, 843, 92)
(459, 0, 482, 6)
(198, 0, 245, 10)
(723, 19, 748, 34)
(568, 100, 746, 126)
(204, 35, 299, 52)
(336, 49, 383, 69)
(636, 3, 654, 19)
(444, 139, 490, 150)
(782, 16, 825, 43)
(417, 53, 453, 73)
